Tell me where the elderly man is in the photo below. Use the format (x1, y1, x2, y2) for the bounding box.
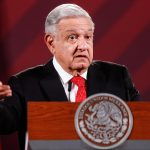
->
(0, 4, 139, 150)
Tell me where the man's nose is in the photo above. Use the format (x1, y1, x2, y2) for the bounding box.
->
(77, 38, 88, 51)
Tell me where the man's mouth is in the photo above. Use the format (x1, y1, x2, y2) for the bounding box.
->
(75, 55, 87, 58)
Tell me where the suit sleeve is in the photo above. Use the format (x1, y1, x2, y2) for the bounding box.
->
(0, 76, 25, 134)
(123, 66, 140, 101)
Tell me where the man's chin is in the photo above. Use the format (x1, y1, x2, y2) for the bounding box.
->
(71, 63, 89, 70)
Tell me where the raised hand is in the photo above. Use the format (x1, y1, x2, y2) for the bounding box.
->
(0, 81, 12, 100)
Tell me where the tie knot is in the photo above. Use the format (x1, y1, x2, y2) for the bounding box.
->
(71, 76, 85, 87)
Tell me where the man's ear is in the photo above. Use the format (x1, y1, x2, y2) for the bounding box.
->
(44, 34, 55, 54)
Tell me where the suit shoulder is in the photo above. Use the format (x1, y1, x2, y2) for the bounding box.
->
(91, 60, 126, 70)
(14, 64, 45, 79)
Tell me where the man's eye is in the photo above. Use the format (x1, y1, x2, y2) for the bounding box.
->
(85, 35, 93, 40)
(68, 35, 77, 40)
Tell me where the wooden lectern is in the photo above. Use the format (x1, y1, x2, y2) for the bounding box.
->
(1, 102, 150, 150)
(28, 102, 150, 140)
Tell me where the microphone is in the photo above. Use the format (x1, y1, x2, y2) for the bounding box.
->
(68, 81, 72, 101)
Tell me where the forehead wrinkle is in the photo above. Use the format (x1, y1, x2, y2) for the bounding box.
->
(65, 29, 93, 32)
(62, 29, 94, 35)
(57, 20, 94, 32)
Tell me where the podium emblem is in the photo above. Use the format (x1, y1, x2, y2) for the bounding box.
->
(75, 93, 133, 149)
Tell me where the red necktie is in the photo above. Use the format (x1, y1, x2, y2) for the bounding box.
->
(71, 76, 86, 102)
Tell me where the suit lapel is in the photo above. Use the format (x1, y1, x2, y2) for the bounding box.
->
(40, 60, 68, 101)
(87, 62, 106, 97)
(39, 60, 106, 100)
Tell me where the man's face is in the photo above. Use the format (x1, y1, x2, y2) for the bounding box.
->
(47, 17, 94, 75)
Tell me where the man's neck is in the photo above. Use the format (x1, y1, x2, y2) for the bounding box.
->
(53, 57, 87, 81)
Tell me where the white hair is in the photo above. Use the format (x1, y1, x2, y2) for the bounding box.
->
(45, 4, 94, 34)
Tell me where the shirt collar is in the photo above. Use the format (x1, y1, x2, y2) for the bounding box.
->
(53, 57, 87, 84)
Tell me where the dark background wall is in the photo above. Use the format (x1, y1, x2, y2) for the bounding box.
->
(1, 0, 150, 100)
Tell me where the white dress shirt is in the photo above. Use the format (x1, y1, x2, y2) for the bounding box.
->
(53, 57, 87, 102)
